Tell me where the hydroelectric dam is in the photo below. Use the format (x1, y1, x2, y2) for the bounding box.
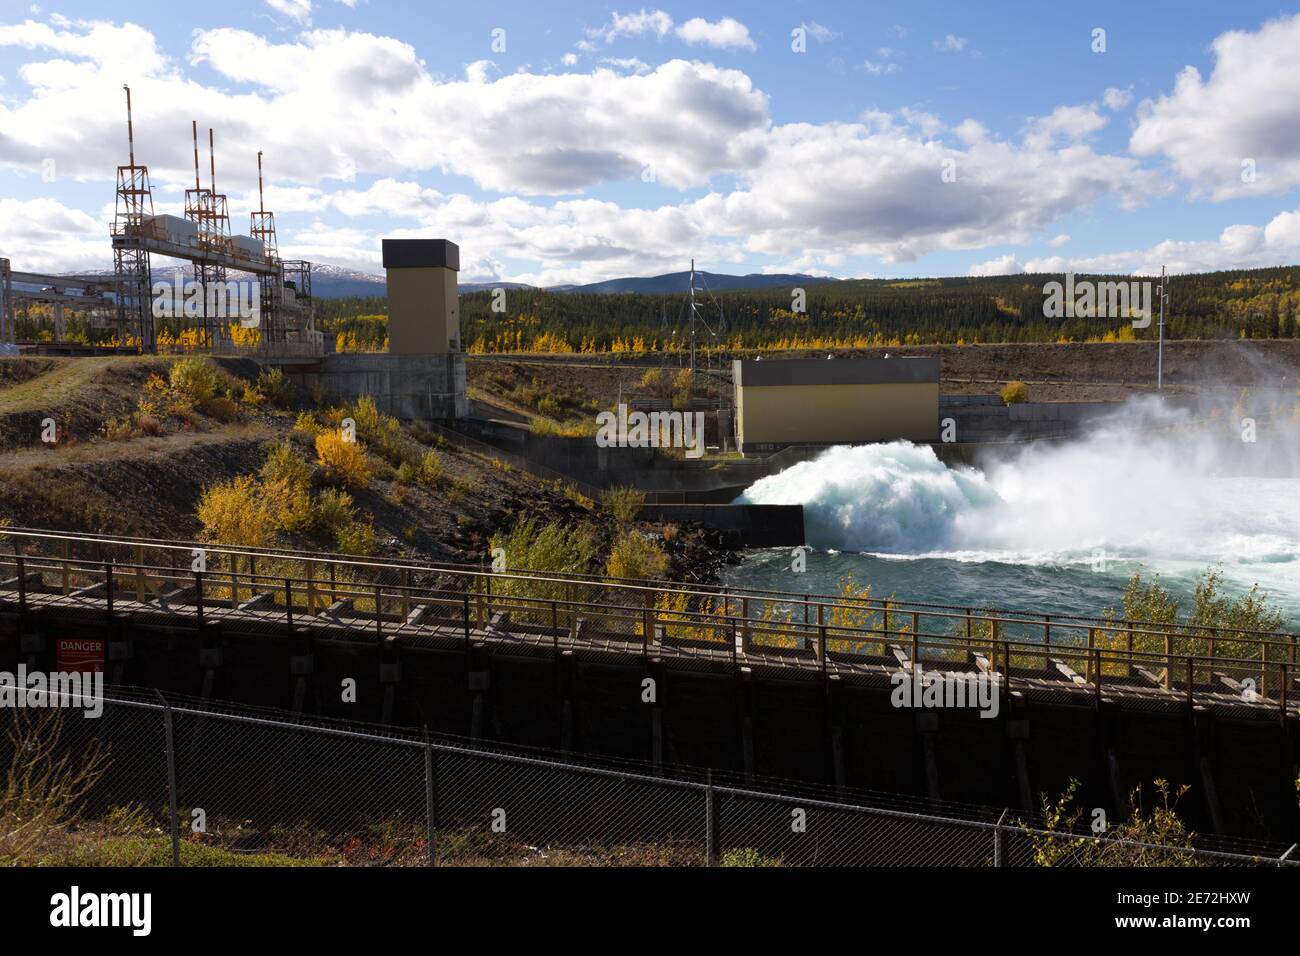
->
(1, 529, 1297, 843)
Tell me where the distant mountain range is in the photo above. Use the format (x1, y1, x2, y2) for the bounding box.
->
(547, 271, 839, 295)
(55, 263, 840, 299)
(302, 267, 838, 298)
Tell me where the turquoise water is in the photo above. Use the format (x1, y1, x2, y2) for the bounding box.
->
(724, 547, 1300, 626)
(728, 406, 1300, 626)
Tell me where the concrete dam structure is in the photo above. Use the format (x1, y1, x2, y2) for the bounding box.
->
(1, 530, 1296, 843)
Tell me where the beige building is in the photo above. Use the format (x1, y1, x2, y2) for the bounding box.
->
(382, 239, 460, 354)
(733, 356, 939, 453)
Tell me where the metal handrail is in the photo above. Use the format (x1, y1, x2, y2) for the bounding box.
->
(2, 549, 1296, 712)
(4, 526, 1295, 646)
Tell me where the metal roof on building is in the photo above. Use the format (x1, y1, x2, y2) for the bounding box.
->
(733, 356, 939, 387)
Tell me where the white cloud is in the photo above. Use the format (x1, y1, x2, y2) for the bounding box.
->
(266, 0, 312, 24)
(675, 16, 756, 51)
(1130, 13, 1300, 199)
(599, 57, 651, 74)
(588, 9, 674, 44)
(863, 59, 899, 76)
(561, 53, 578, 66)
(7, 17, 1297, 285)
(587, 11, 755, 51)
(0, 26, 771, 195)
(968, 254, 1022, 276)
(1022, 104, 1108, 149)
(801, 22, 838, 43)
(0, 196, 108, 272)
(1102, 86, 1133, 110)
(933, 34, 968, 53)
(970, 203, 1300, 277)
(1048, 233, 1070, 247)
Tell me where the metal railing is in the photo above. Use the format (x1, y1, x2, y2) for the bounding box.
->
(2, 687, 1294, 867)
(1, 528, 1297, 715)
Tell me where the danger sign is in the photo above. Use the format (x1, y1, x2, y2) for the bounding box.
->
(56, 638, 104, 674)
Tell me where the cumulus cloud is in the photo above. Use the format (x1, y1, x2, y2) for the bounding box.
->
(968, 204, 1300, 277)
(0, 25, 771, 195)
(587, 9, 674, 44)
(675, 17, 756, 51)
(0, 196, 109, 272)
(266, 0, 312, 23)
(1102, 86, 1133, 110)
(586, 10, 755, 51)
(1130, 13, 1300, 199)
(1022, 104, 1108, 149)
(933, 34, 968, 52)
(5, 15, 1298, 285)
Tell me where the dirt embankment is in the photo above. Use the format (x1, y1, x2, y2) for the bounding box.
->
(0, 356, 733, 580)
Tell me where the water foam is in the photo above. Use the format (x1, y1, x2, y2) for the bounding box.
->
(736, 396, 1300, 584)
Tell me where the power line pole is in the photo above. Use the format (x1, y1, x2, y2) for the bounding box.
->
(688, 258, 698, 379)
(1156, 265, 1169, 392)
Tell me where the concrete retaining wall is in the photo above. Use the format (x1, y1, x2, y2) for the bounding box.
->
(285, 352, 468, 421)
(4, 606, 1295, 841)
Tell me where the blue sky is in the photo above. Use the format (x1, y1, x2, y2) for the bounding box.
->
(2, 1, 1300, 284)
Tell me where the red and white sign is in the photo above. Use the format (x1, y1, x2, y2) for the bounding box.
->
(56, 637, 104, 674)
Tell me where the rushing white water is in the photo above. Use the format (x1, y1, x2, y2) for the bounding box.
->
(735, 395, 1300, 617)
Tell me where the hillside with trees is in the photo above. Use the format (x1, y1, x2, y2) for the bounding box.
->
(313, 266, 1300, 354)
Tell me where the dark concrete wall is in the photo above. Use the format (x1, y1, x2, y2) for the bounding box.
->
(3, 606, 1296, 842)
(285, 352, 468, 421)
(638, 504, 804, 547)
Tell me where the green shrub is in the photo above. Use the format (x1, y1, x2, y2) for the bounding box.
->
(417, 450, 444, 485)
(334, 519, 377, 556)
(256, 366, 291, 406)
(169, 358, 222, 405)
(600, 486, 645, 525)
(314, 488, 356, 535)
(261, 441, 313, 489)
(719, 847, 782, 867)
(605, 530, 668, 580)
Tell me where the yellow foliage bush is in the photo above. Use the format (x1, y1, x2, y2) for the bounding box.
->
(315, 431, 372, 489)
(1001, 380, 1030, 405)
(196, 476, 276, 546)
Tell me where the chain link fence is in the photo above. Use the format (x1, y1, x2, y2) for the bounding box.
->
(2, 688, 1295, 868)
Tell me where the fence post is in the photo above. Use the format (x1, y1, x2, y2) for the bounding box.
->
(157, 691, 181, 867)
(993, 809, 1007, 867)
(704, 769, 716, 866)
(194, 571, 205, 632)
(424, 730, 437, 867)
(15, 551, 25, 614)
(105, 561, 114, 623)
(463, 590, 471, 649)
(284, 578, 294, 637)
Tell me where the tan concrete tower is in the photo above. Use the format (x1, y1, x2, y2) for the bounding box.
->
(381, 239, 460, 354)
